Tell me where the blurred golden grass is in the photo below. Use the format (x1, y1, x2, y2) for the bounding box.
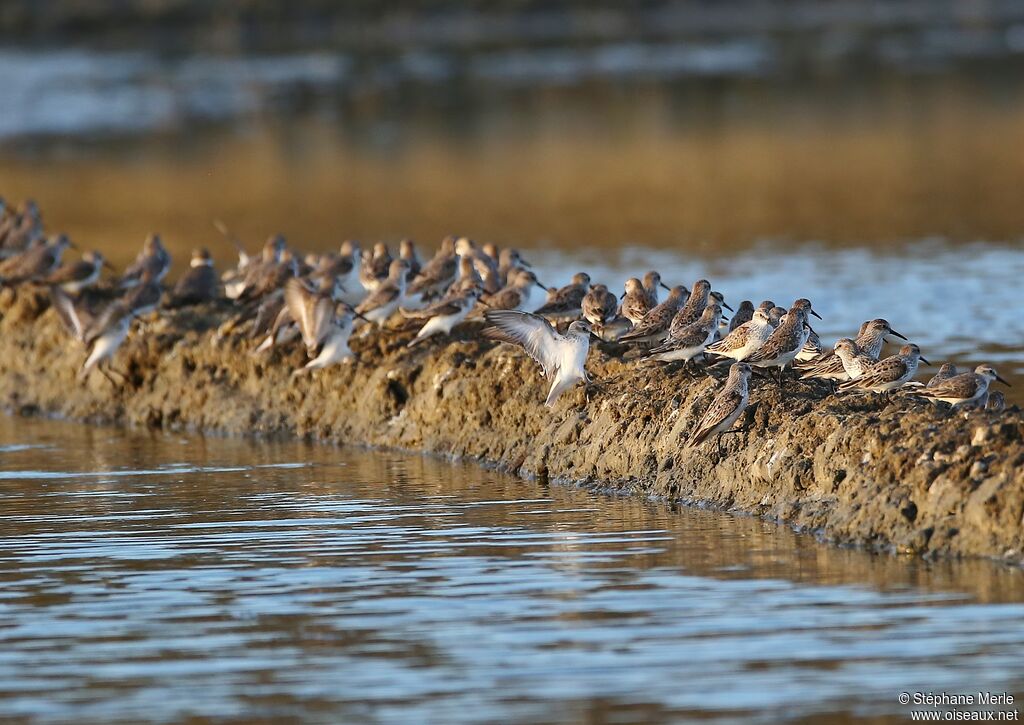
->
(3, 88, 1024, 270)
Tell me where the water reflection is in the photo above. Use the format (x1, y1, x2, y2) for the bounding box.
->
(0, 415, 1023, 723)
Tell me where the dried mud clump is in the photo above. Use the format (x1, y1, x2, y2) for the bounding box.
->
(1, 287, 1022, 564)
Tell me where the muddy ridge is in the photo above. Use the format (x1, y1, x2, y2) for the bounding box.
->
(1, 287, 1022, 564)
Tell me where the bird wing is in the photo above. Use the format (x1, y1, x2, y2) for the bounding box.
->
(356, 281, 400, 313)
(844, 356, 908, 389)
(918, 372, 977, 399)
(50, 287, 88, 340)
(482, 310, 562, 378)
(535, 287, 583, 315)
(690, 389, 744, 447)
(284, 278, 321, 346)
(706, 323, 750, 354)
(82, 301, 130, 345)
(43, 260, 89, 284)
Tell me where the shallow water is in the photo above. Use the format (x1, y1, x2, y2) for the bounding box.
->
(1, 415, 1023, 724)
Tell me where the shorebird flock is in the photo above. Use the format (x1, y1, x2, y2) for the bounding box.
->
(0, 197, 1011, 452)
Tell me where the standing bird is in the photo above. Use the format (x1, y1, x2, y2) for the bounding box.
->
(360, 242, 393, 292)
(483, 269, 548, 312)
(838, 344, 928, 395)
(797, 318, 907, 381)
(916, 365, 1009, 408)
(828, 338, 877, 381)
(620, 278, 653, 326)
(688, 362, 753, 453)
(642, 271, 671, 307)
(408, 236, 458, 302)
(356, 259, 410, 327)
(399, 239, 422, 280)
(168, 249, 220, 307)
(986, 390, 1006, 413)
(744, 299, 822, 385)
(122, 268, 163, 317)
(482, 310, 594, 407)
(581, 284, 618, 326)
(706, 305, 774, 363)
(671, 279, 713, 329)
(498, 248, 530, 285)
(618, 285, 689, 345)
(534, 272, 591, 322)
(927, 363, 959, 388)
(0, 234, 72, 286)
(51, 289, 134, 384)
(119, 233, 170, 288)
(403, 286, 482, 347)
(42, 250, 108, 294)
(284, 277, 357, 374)
(648, 304, 725, 366)
(728, 301, 755, 333)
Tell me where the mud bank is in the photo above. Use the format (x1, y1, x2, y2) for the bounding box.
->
(1, 288, 1022, 564)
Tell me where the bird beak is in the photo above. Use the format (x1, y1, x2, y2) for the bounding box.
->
(520, 260, 532, 268)
(659, 282, 671, 292)
(536, 281, 549, 292)
(721, 314, 730, 322)
(889, 329, 908, 341)
(722, 301, 734, 312)
(619, 291, 627, 300)
(996, 374, 1011, 386)
(353, 311, 374, 324)
(806, 322, 816, 334)
(810, 309, 823, 320)
(919, 355, 931, 365)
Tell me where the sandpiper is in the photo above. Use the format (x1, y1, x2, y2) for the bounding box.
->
(315, 240, 362, 302)
(534, 272, 591, 322)
(916, 364, 1009, 408)
(253, 278, 345, 355)
(119, 233, 170, 288)
(356, 258, 410, 327)
(0, 233, 72, 286)
(284, 278, 357, 375)
(797, 319, 905, 381)
(168, 248, 220, 307)
(829, 338, 877, 381)
(482, 310, 594, 407)
(671, 279, 712, 328)
(122, 267, 163, 316)
(617, 284, 688, 344)
(360, 242, 393, 292)
(620, 278, 653, 326)
(648, 303, 725, 366)
(767, 306, 786, 328)
(399, 239, 422, 280)
(688, 362, 753, 452)
(582, 284, 618, 327)
(403, 286, 481, 347)
(986, 390, 1006, 413)
(447, 256, 483, 297)
(497, 248, 531, 285)
(0, 199, 43, 258)
(642, 270, 671, 307)
(706, 306, 774, 363)
(482, 269, 548, 311)
(42, 250, 108, 294)
(408, 236, 458, 301)
(796, 328, 822, 363)
(728, 301, 755, 333)
(744, 298, 822, 385)
(838, 343, 928, 395)
(52, 288, 134, 384)
(927, 363, 958, 388)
